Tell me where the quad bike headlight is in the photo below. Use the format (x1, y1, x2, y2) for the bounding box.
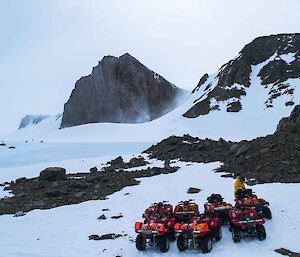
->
(196, 223, 209, 232)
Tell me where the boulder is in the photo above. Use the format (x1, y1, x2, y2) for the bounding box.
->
(187, 187, 201, 194)
(97, 214, 107, 220)
(128, 157, 148, 168)
(90, 167, 98, 173)
(108, 156, 124, 168)
(39, 167, 66, 181)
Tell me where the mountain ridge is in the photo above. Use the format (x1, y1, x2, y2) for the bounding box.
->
(184, 33, 300, 117)
(60, 53, 187, 128)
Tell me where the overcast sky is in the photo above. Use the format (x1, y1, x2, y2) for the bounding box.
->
(1, 0, 299, 134)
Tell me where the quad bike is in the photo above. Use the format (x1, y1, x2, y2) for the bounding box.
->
(174, 214, 222, 253)
(173, 199, 199, 223)
(235, 189, 272, 219)
(134, 202, 175, 253)
(228, 207, 266, 242)
(204, 194, 232, 223)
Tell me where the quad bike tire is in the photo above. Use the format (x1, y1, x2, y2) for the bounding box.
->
(136, 234, 146, 251)
(159, 234, 170, 253)
(200, 236, 213, 253)
(263, 207, 272, 219)
(256, 225, 266, 241)
(213, 225, 222, 241)
(177, 234, 188, 251)
(232, 226, 241, 243)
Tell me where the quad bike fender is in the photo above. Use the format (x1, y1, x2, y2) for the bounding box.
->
(135, 221, 143, 232)
(208, 217, 220, 229)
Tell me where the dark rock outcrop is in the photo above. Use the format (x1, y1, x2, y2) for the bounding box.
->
(146, 104, 300, 183)
(61, 53, 186, 128)
(0, 163, 178, 215)
(184, 33, 300, 118)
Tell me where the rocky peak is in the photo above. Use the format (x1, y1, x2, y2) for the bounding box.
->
(184, 33, 300, 118)
(61, 53, 186, 128)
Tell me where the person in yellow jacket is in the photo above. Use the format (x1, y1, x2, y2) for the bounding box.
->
(234, 176, 246, 196)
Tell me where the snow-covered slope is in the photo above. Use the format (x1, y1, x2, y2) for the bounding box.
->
(1, 161, 299, 257)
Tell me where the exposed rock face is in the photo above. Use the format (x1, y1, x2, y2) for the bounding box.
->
(184, 33, 300, 118)
(61, 53, 186, 128)
(146, 104, 300, 183)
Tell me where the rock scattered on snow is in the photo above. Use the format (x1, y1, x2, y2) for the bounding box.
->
(111, 214, 123, 219)
(97, 214, 107, 220)
(187, 187, 201, 194)
(89, 233, 122, 240)
(274, 248, 300, 257)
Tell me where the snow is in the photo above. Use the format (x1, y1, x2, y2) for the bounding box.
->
(0, 141, 152, 169)
(0, 161, 299, 257)
(278, 52, 296, 64)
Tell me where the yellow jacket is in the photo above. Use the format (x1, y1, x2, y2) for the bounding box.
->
(234, 177, 245, 195)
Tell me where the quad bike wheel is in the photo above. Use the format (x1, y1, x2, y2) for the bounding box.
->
(263, 207, 272, 219)
(136, 234, 146, 251)
(177, 234, 188, 251)
(159, 234, 170, 253)
(200, 236, 213, 253)
(213, 226, 222, 241)
(256, 225, 266, 241)
(232, 226, 241, 243)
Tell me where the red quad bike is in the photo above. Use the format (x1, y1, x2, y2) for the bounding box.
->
(228, 207, 266, 242)
(134, 202, 175, 253)
(173, 200, 222, 253)
(174, 200, 199, 223)
(204, 194, 233, 223)
(235, 189, 272, 220)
